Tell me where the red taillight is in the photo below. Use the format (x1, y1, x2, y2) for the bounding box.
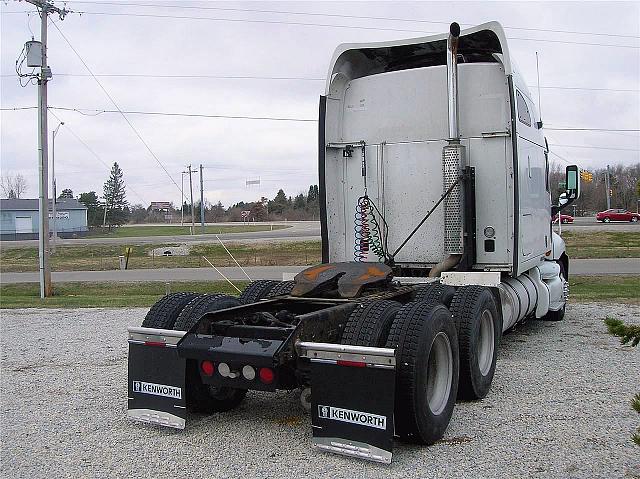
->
(201, 360, 215, 376)
(144, 341, 165, 347)
(337, 360, 366, 368)
(259, 367, 275, 384)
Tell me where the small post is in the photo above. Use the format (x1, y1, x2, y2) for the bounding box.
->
(199, 164, 205, 233)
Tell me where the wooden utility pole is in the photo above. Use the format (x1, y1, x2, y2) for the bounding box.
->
(188, 165, 195, 235)
(25, 0, 69, 297)
(199, 164, 205, 233)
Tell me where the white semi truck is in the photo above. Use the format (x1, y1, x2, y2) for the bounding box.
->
(127, 22, 581, 464)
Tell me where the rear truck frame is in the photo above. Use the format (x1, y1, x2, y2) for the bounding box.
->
(127, 21, 581, 464)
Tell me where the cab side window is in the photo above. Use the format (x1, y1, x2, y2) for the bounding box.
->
(516, 90, 531, 127)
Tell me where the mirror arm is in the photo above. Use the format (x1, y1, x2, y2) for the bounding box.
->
(553, 194, 576, 217)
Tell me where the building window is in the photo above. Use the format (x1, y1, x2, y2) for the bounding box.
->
(516, 90, 531, 127)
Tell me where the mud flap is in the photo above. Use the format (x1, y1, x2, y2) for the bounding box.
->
(298, 342, 396, 464)
(127, 327, 187, 429)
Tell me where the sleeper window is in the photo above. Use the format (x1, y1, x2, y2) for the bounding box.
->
(516, 90, 531, 127)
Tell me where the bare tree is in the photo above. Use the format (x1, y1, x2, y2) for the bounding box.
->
(0, 174, 28, 199)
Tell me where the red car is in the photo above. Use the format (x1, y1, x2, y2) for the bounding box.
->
(551, 214, 574, 224)
(596, 208, 640, 223)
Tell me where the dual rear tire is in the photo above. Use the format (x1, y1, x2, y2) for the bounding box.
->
(142, 292, 247, 413)
(449, 286, 501, 400)
(342, 298, 459, 445)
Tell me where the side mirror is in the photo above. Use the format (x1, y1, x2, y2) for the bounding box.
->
(565, 165, 580, 200)
(552, 165, 580, 216)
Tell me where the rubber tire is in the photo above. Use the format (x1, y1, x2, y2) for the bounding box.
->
(603, 217, 611, 223)
(631, 217, 638, 222)
(341, 300, 401, 347)
(174, 295, 246, 413)
(385, 302, 459, 444)
(449, 286, 501, 400)
(414, 284, 456, 308)
(265, 280, 295, 298)
(174, 294, 242, 331)
(141, 292, 201, 329)
(239, 280, 279, 304)
(542, 261, 567, 322)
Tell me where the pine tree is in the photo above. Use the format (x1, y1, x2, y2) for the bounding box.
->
(270, 189, 288, 215)
(604, 317, 640, 446)
(59, 188, 74, 199)
(103, 162, 129, 228)
(293, 193, 306, 209)
(79, 191, 102, 227)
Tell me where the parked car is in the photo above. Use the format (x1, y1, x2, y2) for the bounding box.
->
(551, 213, 574, 224)
(595, 208, 640, 223)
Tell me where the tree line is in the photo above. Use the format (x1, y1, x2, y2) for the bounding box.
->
(64, 161, 321, 227)
(128, 185, 320, 225)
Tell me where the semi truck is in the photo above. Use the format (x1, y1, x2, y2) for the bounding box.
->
(127, 21, 581, 464)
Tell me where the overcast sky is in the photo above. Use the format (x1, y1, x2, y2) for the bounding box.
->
(1, 0, 638, 208)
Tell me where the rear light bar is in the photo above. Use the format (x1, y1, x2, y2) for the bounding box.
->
(336, 360, 366, 368)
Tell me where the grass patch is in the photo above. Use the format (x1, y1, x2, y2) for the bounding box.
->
(0, 241, 322, 273)
(569, 275, 640, 304)
(1, 275, 636, 309)
(90, 224, 288, 238)
(562, 231, 640, 259)
(0, 281, 248, 308)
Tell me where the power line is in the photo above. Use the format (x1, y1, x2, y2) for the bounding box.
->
(39, 73, 325, 81)
(4, 74, 638, 94)
(50, 19, 187, 202)
(40, 9, 640, 49)
(528, 85, 639, 93)
(5, 106, 639, 134)
(61, 1, 640, 39)
(549, 143, 639, 152)
(545, 127, 640, 132)
(48, 106, 317, 122)
(48, 108, 147, 204)
(548, 150, 575, 165)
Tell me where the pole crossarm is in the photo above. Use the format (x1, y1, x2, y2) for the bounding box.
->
(23, 0, 70, 19)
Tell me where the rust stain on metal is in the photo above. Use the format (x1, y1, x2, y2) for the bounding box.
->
(303, 264, 334, 280)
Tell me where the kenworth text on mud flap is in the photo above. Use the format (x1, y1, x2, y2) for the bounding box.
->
(127, 22, 581, 464)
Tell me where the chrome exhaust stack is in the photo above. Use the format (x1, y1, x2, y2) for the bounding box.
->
(446, 22, 461, 142)
(434, 22, 465, 276)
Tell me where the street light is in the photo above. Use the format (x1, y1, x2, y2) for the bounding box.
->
(51, 121, 64, 253)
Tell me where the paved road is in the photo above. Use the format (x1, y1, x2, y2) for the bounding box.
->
(0, 221, 321, 249)
(0, 266, 307, 284)
(2, 258, 638, 284)
(556, 216, 639, 232)
(2, 217, 636, 249)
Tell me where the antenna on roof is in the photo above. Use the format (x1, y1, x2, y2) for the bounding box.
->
(535, 51, 543, 129)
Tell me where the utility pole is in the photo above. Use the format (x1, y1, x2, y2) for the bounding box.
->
(188, 165, 195, 235)
(199, 164, 205, 233)
(180, 171, 186, 226)
(24, 0, 69, 298)
(51, 121, 64, 254)
(605, 164, 611, 210)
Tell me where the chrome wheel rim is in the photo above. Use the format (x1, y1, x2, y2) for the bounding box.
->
(478, 309, 495, 376)
(426, 332, 453, 415)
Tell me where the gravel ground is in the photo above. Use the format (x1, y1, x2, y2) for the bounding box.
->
(1, 303, 639, 479)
